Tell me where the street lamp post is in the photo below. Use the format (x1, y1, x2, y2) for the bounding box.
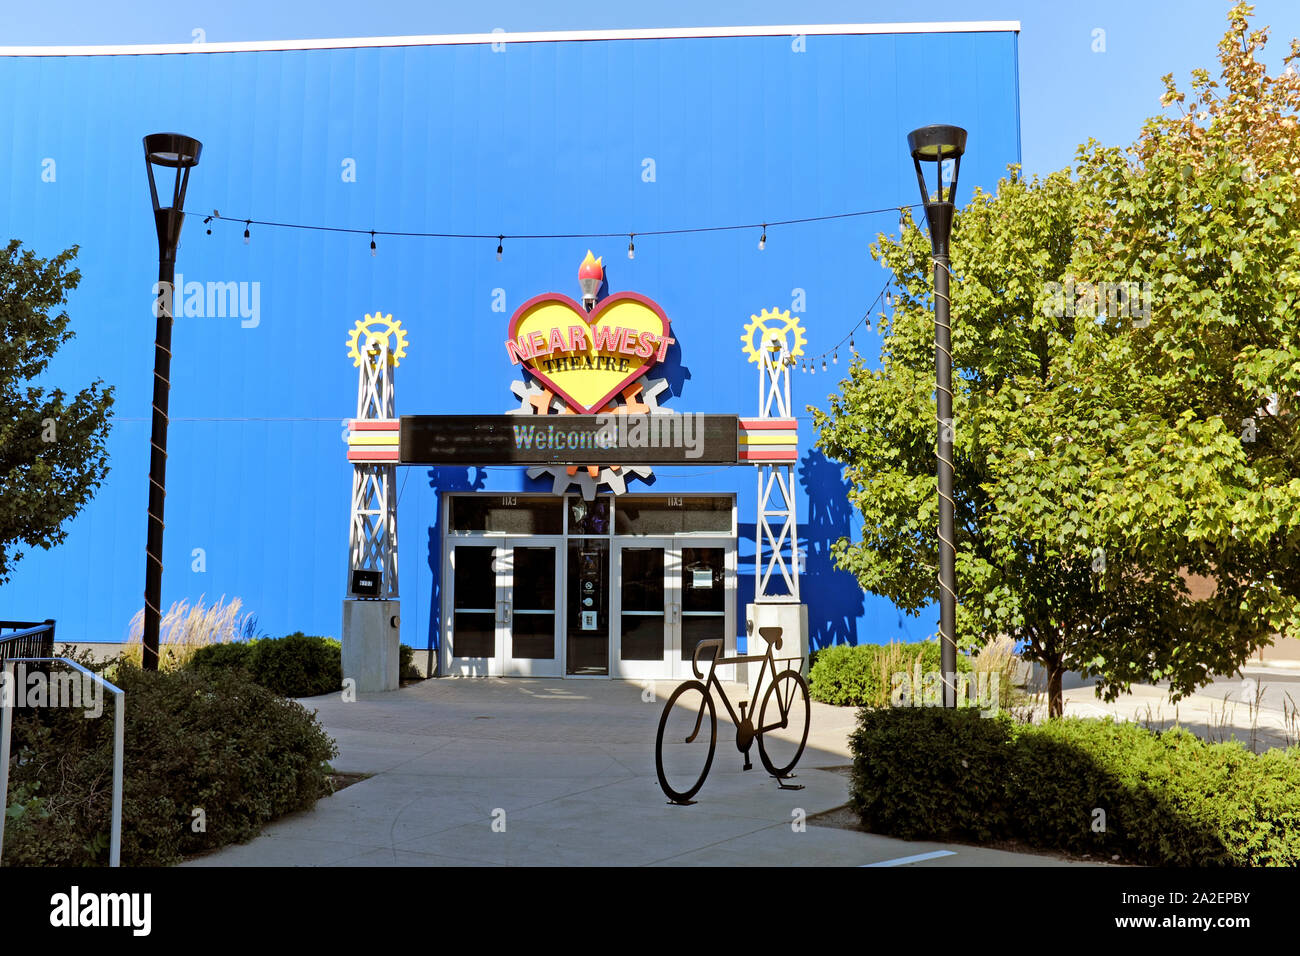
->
(907, 124, 966, 708)
(142, 133, 202, 671)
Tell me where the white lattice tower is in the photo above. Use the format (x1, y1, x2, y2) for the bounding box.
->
(752, 344, 799, 602)
(348, 336, 399, 598)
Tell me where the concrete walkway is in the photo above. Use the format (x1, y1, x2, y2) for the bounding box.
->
(1058, 665, 1300, 752)
(183, 677, 1080, 867)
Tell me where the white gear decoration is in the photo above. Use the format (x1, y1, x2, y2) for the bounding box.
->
(506, 373, 674, 500)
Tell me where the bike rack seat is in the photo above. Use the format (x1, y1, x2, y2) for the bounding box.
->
(757, 626, 783, 650)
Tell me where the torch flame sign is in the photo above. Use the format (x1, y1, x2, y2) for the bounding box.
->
(578, 250, 604, 311)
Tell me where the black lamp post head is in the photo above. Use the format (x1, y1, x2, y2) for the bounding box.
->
(907, 124, 966, 257)
(143, 132, 202, 257)
(144, 132, 202, 170)
(907, 124, 966, 161)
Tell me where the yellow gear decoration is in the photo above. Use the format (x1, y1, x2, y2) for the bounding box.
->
(346, 312, 409, 367)
(741, 307, 807, 365)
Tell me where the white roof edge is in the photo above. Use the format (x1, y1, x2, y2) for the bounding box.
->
(0, 21, 1021, 57)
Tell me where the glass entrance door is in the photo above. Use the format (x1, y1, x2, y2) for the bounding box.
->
(612, 539, 675, 679)
(500, 539, 562, 677)
(447, 542, 498, 676)
(611, 539, 735, 680)
(675, 543, 731, 680)
(446, 539, 560, 676)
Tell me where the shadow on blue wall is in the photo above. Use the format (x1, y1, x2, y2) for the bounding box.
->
(425, 466, 488, 674)
(799, 448, 864, 650)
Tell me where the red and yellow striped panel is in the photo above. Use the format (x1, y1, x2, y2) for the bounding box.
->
(738, 417, 798, 463)
(347, 419, 400, 463)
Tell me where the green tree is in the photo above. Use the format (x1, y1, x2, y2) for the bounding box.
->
(813, 3, 1298, 717)
(0, 240, 114, 584)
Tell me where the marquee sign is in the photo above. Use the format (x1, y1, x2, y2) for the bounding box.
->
(505, 291, 675, 414)
(398, 414, 740, 465)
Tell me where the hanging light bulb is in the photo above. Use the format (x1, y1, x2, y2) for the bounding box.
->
(243, 221, 250, 244)
(833, 350, 838, 364)
(821, 358, 827, 372)
(908, 252, 915, 268)
(898, 206, 907, 234)
(627, 234, 635, 260)
(810, 361, 816, 376)
(885, 290, 893, 308)
(370, 231, 377, 257)
(497, 236, 504, 261)
(758, 225, 767, 251)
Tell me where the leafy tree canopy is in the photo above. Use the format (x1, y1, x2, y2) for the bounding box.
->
(0, 240, 114, 584)
(813, 3, 1299, 715)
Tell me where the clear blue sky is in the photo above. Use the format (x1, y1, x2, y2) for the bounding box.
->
(3, 1, 1299, 177)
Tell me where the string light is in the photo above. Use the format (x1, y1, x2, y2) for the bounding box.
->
(758, 225, 767, 250)
(885, 289, 893, 308)
(803, 280, 890, 372)
(627, 234, 635, 260)
(189, 202, 922, 248)
(370, 231, 376, 256)
(497, 235, 504, 261)
(243, 221, 250, 244)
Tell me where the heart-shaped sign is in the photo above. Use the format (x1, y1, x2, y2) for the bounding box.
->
(505, 292, 674, 413)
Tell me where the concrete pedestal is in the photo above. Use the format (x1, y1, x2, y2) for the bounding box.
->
(341, 599, 401, 693)
(744, 602, 808, 704)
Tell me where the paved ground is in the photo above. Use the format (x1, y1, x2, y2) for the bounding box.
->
(1059, 665, 1300, 752)
(184, 668, 1299, 867)
(183, 677, 1082, 867)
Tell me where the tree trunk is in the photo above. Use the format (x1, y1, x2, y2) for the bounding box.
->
(1046, 656, 1065, 718)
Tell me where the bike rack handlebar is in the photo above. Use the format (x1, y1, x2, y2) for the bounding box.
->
(692, 639, 725, 680)
(757, 626, 784, 652)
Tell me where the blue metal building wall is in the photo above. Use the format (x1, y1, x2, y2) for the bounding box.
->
(0, 29, 1020, 652)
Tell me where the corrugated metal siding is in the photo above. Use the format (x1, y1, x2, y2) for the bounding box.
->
(0, 30, 1020, 650)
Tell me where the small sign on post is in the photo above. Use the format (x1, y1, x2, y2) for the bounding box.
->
(350, 569, 382, 598)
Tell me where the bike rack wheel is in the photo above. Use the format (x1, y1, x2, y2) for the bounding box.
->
(655, 680, 717, 804)
(757, 669, 811, 779)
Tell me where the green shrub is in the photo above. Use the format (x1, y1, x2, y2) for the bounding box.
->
(399, 644, 422, 681)
(249, 633, 342, 698)
(849, 707, 1300, 866)
(188, 639, 256, 675)
(186, 633, 342, 697)
(809, 640, 972, 707)
(3, 665, 337, 866)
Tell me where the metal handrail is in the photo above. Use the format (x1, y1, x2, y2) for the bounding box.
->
(0, 620, 55, 668)
(0, 657, 125, 867)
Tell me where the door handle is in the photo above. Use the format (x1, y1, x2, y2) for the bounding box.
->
(670, 603, 680, 624)
(501, 601, 512, 625)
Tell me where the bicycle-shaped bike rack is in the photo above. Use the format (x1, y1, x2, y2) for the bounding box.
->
(654, 626, 810, 804)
